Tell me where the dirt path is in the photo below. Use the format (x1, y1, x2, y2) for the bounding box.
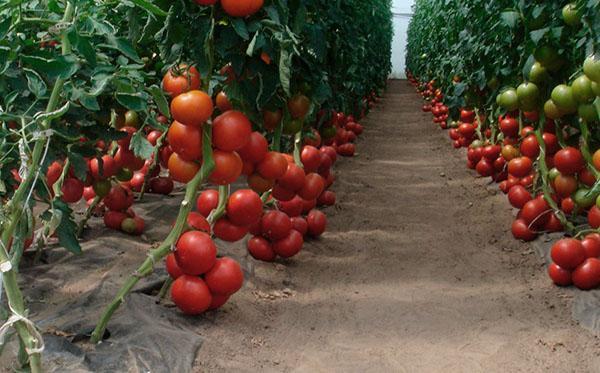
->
(195, 80, 600, 372)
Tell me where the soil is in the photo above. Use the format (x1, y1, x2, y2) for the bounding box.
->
(194, 80, 600, 372)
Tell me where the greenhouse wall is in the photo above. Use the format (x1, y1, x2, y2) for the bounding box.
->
(390, 0, 414, 79)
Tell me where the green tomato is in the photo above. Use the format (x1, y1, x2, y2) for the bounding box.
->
(551, 84, 577, 114)
(498, 89, 519, 111)
(596, 194, 600, 209)
(517, 82, 539, 111)
(116, 168, 134, 182)
(574, 188, 597, 209)
(121, 217, 137, 234)
(584, 55, 600, 83)
(572, 75, 595, 103)
(283, 119, 303, 135)
(528, 62, 549, 85)
(579, 104, 599, 123)
(548, 168, 561, 181)
(93, 179, 112, 198)
(124, 110, 140, 129)
(544, 100, 563, 120)
(592, 81, 600, 97)
(470, 139, 484, 148)
(534, 46, 563, 72)
(562, 3, 581, 26)
(487, 77, 499, 90)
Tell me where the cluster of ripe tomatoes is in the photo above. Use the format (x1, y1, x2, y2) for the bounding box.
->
(410, 75, 600, 291)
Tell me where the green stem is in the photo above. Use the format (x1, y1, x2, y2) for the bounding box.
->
(207, 185, 229, 225)
(156, 277, 173, 301)
(90, 126, 215, 344)
(293, 131, 302, 167)
(77, 195, 101, 237)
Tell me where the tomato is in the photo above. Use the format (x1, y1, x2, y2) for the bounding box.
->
(277, 195, 304, 217)
(287, 94, 311, 119)
(593, 149, 600, 171)
(210, 150, 243, 185)
(501, 145, 519, 161)
(170, 90, 213, 127)
(553, 174, 577, 198)
(167, 120, 203, 161)
(548, 263, 572, 286)
(263, 109, 282, 131)
(237, 132, 268, 163)
(220, 0, 264, 17)
(114, 148, 144, 171)
(544, 213, 563, 232)
(317, 190, 336, 206)
(475, 158, 494, 177)
(226, 189, 263, 226)
(562, 197, 575, 214)
(278, 163, 305, 192)
(520, 196, 550, 228)
(550, 238, 586, 270)
(507, 157, 532, 177)
(89, 155, 118, 179)
(529, 61, 549, 84)
(304, 129, 322, 147)
(574, 188, 597, 208)
(516, 82, 539, 111)
(272, 230, 304, 258)
(166, 253, 184, 280)
(582, 234, 600, 258)
(551, 84, 577, 114)
(553, 147, 584, 175)
(573, 258, 600, 290)
(162, 64, 201, 97)
(497, 88, 519, 111)
(128, 172, 145, 192)
(215, 91, 233, 112)
(261, 210, 292, 240)
(159, 145, 174, 169)
(146, 130, 163, 146)
(204, 257, 244, 296)
(306, 209, 327, 237)
(460, 109, 475, 123)
(196, 189, 219, 217)
(482, 145, 501, 161)
(117, 167, 135, 182)
(171, 275, 212, 315)
(283, 119, 303, 135)
(572, 74, 595, 104)
(150, 176, 174, 195)
(212, 110, 252, 152)
(247, 173, 274, 194)
(583, 55, 600, 83)
(291, 216, 308, 236)
(104, 185, 134, 211)
(92, 179, 112, 198)
(121, 216, 144, 235)
(213, 216, 248, 242)
(271, 184, 295, 202)
(589, 206, 600, 228)
(83, 186, 96, 201)
(104, 210, 128, 230)
(175, 230, 217, 275)
(300, 146, 322, 173)
(337, 143, 355, 157)
(511, 218, 537, 241)
(247, 236, 276, 261)
(457, 123, 475, 138)
(187, 212, 211, 233)
(168, 153, 200, 183)
(257, 152, 288, 180)
(519, 135, 539, 159)
(507, 185, 532, 209)
(298, 173, 325, 200)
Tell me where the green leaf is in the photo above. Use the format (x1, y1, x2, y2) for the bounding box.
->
(246, 32, 259, 56)
(34, 102, 70, 124)
(232, 18, 250, 40)
(52, 200, 81, 255)
(21, 54, 79, 79)
(67, 151, 88, 181)
(68, 29, 97, 67)
(116, 92, 148, 111)
(0, 15, 11, 40)
(24, 68, 47, 98)
(130, 130, 154, 159)
(148, 85, 170, 117)
(106, 36, 142, 62)
(279, 48, 292, 97)
(500, 10, 519, 29)
(129, 0, 168, 17)
(530, 28, 548, 44)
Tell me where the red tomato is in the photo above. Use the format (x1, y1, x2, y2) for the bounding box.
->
(476, 158, 494, 177)
(572, 258, 600, 290)
(209, 150, 243, 185)
(499, 117, 519, 137)
(511, 218, 537, 241)
(561, 197, 575, 214)
(521, 196, 550, 228)
(554, 147, 584, 175)
(162, 64, 201, 97)
(548, 263, 572, 286)
(550, 238, 586, 270)
(307, 209, 327, 237)
(582, 234, 600, 258)
(204, 257, 244, 296)
(508, 157, 532, 177)
(104, 185, 134, 211)
(298, 173, 325, 200)
(247, 236, 276, 262)
(209, 294, 230, 310)
(167, 120, 203, 161)
(104, 210, 128, 230)
(257, 152, 288, 180)
(320, 146, 337, 163)
(213, 216, 248, 242)
(61, 178, 84, 203)
(128, 172, 145, 192)
(261, 210, 292, 240)
(150, 176, 174, 195)
(317, 190, 336, 206)
(290, 216, 308, 236)
(272, 230, 304, 258)
(247, 173, 274, 194)
(114, 147, 144, 171)
(579, 168, 597, 187)
(301, 146, 322, 173)
(277, 195, 304, 217)
(544, 213, 563, 232)
(215, 91, 232, 112)
(237, 132, 268, 163)
(212, 110, 252, 152)
(337, 143, 355, 157)
(278, 163, 306, 192)
(507, 185, 532, 209)
(196, 189, 219, 217)
(166, 253, 184, 279)
(542, 133, 559, 155)
(170, 90, 213, 127)
(187, 212, 211, 233)
(519, 135, 539, 159)
(589, 206, 600, 228)
(168, 153, 200, 183)
(220, 0, 264, 17)
(146, 130, 162, 146)
(89, 155, 118, 179)
(175, 231, 217, 275)
(171, 275, 212, 315)
(226, 189, 263, 226)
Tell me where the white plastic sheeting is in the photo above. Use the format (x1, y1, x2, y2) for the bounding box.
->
(390, 0, 414, 79)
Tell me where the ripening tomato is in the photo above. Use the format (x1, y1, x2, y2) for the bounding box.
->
(89, 155, 118, 179)
(272, 229, 304, 258)
(212, 110, 252, 152)
(572, 258, 600, 290)
(511, 218, 537, 241)
(166, 253, 184, 279)
(220, 0, 264, 17)
(548, 263, 572, 286)
(168, 153, 200, 183)
(171, 275, 212, 315)
(175, 230, 217, 275)
(210, 150, 243, 185)
(593, 149, 600, 171)
(261, 210, 292, 240)
(171, 90, 213, 127)
(507, 185, 532, 209)
(263, 109, 282, 131)
(215, 91, 233, 112)
(186, 211, 211, 233)
(167, 120, 203, 161)
(257, 152, 288, 180)
(298, 173, 325, 200)
(104, 210, 128, 230)
(553, 174, 577, 198)
(554, 147, 584, 175)
(196, 189, 219, 217)
(104, 185, 134, 211)
(237, 132, 268, 163)
(247, 173, 274, 193)
(226, 189, 263, 226)
(288, 94, 311, 119)
(551, 238, 586, 270)
(121, 216, 144, 235)
(213, 216, 248, 242)
(304, 129, 322, 147)
(278, 163, 306, 192)
(204, 257, 244, 296)
(582, 234, 600, 258)
(162, 64, 201, 97)
(508, 157, 532, 177)
(306, 209, 327, 237)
